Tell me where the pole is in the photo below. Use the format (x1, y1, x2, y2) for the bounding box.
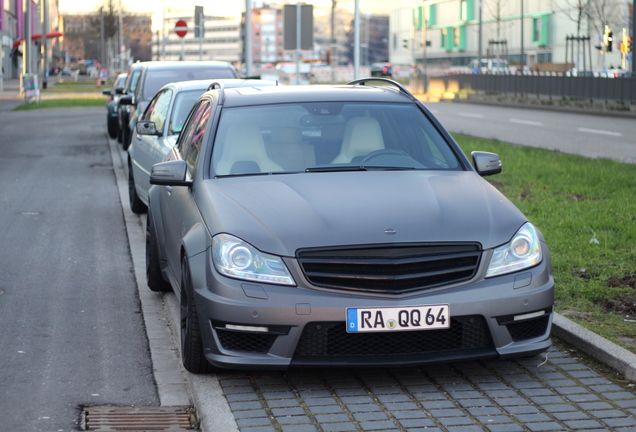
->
(25, 0, 31, 74)
(330, 0, 336, 83)
(198, 10, 203, 61)
(477, 0, 482, 66)
(42, 0, 49, 88)
(295, 2, 301, 84)
(119, 0, 125, 69)
(353, 0, 360, 79)
(245, 0, 252, 77)
(520, 0, 524, 74)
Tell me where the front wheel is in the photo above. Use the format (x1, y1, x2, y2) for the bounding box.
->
(180, 258, 216, 374)
(146, 209, 172, 293)
(107, 115, 118, 139)
(128, 164, 147, 214)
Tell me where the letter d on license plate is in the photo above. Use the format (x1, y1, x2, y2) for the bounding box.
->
(346, 305, 450, 333)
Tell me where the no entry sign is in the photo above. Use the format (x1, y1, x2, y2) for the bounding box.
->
(175, 20, 188, 38)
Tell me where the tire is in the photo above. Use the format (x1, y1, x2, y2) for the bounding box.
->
(146, 209, 172, 293)
(128, 163, 147, 214)
(180, 258, 216, 374)
(117, 121, 123, 143)
(107, 115, 118, 139)
(121, 126, 131, 150)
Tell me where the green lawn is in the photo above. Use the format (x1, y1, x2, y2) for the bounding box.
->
(455, 134, 636, 350)
(13, 98, 106, 111)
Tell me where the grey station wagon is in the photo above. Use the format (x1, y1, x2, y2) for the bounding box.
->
(146, 79, 554, 373)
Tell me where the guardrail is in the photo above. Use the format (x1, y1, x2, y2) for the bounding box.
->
(413, 74, 636, 105)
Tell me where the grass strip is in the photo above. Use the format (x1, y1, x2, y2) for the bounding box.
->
(13, 98, 105, 111)
(455, 134, 636, 351)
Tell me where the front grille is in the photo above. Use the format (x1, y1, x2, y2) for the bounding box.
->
(506, 315, 551, 341)
(293, 316, 493, 358)
(297, 244, 481, 294)
(216, 329, 278, 353)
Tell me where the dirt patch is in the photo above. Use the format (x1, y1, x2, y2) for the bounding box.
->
(598, 273, 636, 317)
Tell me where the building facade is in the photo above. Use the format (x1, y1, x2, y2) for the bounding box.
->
(389, 0, 632, 72)
(157, 12, 241, 64)
(1, 0, 60, 79)
(61, 12, 152, 72)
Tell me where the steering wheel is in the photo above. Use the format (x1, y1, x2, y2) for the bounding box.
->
(360, 149, 412, 164)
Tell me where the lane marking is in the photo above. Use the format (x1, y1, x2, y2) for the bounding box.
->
(510, 118, 543, 126)
(578, 128, 622, 137)
(459, 112, 485, 118)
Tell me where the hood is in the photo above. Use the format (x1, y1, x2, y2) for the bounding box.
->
(197, 171, 527, 257)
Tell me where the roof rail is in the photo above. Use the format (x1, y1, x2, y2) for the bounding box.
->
(347, 78, 417, 102)
(208, 81, 227, 104)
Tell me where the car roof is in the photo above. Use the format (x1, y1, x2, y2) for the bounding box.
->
(161, 79, 277, 94)
(219, 84, 414, 108)
(140, 61, 235, 71)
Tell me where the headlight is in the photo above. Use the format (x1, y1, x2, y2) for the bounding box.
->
(212, 234, 295, 286)
(486, 223, 542, 278)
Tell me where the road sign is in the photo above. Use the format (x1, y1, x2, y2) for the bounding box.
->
(175, 20, 188, 38)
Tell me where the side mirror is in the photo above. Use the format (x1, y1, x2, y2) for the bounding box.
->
(102, 89, 112, 96)
(136, 121, 160, 136)
(119, 95, 133, 106)
(115, 87, 125, 95)
(471, 151, 502, 176)
(150, 160, 191, 186)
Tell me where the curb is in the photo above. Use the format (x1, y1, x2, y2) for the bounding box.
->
(552, 313, 636, 381)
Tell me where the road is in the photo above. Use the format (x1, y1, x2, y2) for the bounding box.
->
(2, 103, 636, 432)
(0, 106, 159, 431)
(425, 102, 636, 164)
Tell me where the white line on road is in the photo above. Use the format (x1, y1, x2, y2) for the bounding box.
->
(510, 118, 543, 126)
(577, 128, 622, 137)
(459, 112, 485, 118)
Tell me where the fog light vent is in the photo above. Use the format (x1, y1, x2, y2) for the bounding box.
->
(81, 406, 196, 431)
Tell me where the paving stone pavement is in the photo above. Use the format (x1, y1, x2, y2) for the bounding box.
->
(216, 347, 636, 432)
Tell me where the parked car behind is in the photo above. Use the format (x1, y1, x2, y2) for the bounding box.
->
(102, 72, 127, 139)
(119, 61, 238, 150)
(146, 78, 554, 374)
(370, 62, 393, 77)
(127, 79, 277, 213)
(117, 62, 144, 145)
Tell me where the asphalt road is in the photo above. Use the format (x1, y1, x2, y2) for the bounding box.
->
(0, 106, 159, 431)
(425, 102, 636, 164)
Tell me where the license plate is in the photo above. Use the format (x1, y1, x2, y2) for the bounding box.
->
(346, 305, 450, 333)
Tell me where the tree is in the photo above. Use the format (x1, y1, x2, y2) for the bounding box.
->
(553, 0, 589, 37)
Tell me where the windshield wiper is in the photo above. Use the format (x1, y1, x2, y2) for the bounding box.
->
(305, 166, 368, 173)
(306, 165, 418, 173)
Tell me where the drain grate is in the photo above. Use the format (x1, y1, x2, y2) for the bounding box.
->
(81, 406, 197, 431)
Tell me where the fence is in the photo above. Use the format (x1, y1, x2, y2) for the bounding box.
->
(414, 74, 636, 105)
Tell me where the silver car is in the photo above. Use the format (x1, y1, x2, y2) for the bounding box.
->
(128, 79, 277, 213)
(147, 79, 554, 373)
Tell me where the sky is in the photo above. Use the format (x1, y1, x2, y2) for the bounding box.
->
(58, 0, 392, 33)
(58, 0, 391, 17)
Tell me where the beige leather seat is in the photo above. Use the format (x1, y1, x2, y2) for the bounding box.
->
(216, 124, 283, 175)
(269, 127, 315, 171)
(331, 116, 385, 164)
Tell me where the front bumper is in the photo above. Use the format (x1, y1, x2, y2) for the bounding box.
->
(190, 251, 554, 370)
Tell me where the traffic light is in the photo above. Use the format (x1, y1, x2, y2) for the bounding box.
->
(607, 31, 613, 52)
(628, 37, 633, 53)
(403, 39, 409, 49)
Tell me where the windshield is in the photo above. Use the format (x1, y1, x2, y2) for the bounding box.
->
(211, 102, 462, 176)
(169, 90, 206, 135)
(143, 68, 236, 100)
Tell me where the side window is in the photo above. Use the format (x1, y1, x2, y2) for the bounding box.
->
(176, 100, 210, 175)
(148, 89, 173, 132)
(185, 102, 211, 176)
